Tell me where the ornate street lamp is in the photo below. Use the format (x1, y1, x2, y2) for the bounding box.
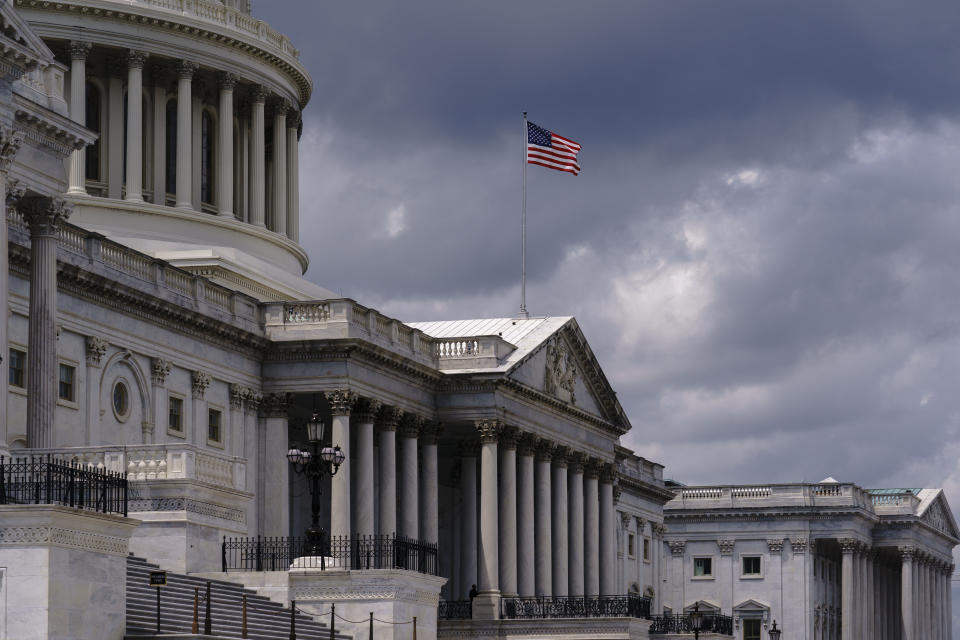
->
(287, 411, 345, 555)
(689, 604, 703, 640)
(768, 620, 781, 640)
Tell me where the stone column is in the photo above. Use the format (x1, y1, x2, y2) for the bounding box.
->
(840, 539, 856, 640)
(551, 446, 569, 597)
(107, 63, 123, 198)
(397, 413, 420, 539)
(249, 86, 267, 226)
(599, 467, 617, 597)
(326, 390, 354, 539)
(261, 393, 290, 538)
(498, 427, 518, 597)
(353, 398, 379, 537)
(516, 434, 536, 597)
(420, 421, 442, 545)
(567, 452, 585, 597)
(0, 134, 23, 450)
(18, 197, 70, 448)
(534, 439, 553, 597)
(460, 441, 478, 599)
(175, 61, 197, 209)
(474, 419, 501, 620)
(286, 113, 299, 241)
(217, 72, 236, 217)
(151, 66, 167, 205)
(68, 41, 91, 194)
(669, 539, 686, 614)
(865, 550, 874, 640)
(584, 461, 601, 596)
(85, 337, 108, 444)
(900, 546, 914, 640)
(124, 50, 147, 202)
(190, 371, 210, 447)
(270, 99, 287, 234)
(377, 406, 400, 535)
(918, 555, 927, 640)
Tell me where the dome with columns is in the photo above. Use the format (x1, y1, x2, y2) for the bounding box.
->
(16, 0, 334, 301)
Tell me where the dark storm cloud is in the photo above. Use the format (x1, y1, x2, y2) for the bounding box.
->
(258, 0, 960, 512)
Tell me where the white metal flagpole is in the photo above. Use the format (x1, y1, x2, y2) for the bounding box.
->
(521, 111, 529, 318)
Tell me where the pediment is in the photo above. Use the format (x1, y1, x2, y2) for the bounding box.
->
(0, 2, 54, 67)
(921, 492, 960, 540)
(506, 319, 630, 431)
(683, 600, 720, 613)
(733, 599, 770, 614)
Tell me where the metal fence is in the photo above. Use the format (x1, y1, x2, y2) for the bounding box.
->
(0, 454, 128, 516)
(221, 534, 439, 575)
(500, 594, 652, 620)
(438, 600, 473, 620)
(649, 613, 734, 635)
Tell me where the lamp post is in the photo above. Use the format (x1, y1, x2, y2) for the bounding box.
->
(689, 604, 703, 640)
(768, 620, 781, 640)
(286, 411, 345, 555)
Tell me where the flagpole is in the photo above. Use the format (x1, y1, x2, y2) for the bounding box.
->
(520, 111, 529, 318)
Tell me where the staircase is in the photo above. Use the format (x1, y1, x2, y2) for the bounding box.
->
(126, 555, 351, 639)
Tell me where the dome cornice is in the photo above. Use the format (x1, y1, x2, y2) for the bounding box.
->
(16, 0, 312, 107)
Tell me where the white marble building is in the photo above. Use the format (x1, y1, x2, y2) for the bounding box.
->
(662, 480, 959, 640)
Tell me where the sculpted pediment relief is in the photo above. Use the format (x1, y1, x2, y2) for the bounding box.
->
(544, 337, 577, 405)
(922, 495, 960, 539)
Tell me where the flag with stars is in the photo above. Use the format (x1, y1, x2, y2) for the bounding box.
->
(527, 121, 581, 175)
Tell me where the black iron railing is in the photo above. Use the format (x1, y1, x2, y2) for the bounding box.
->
(500, 594, 652, 620)
(649, 613, 734, 635)
(0, 454, 128, 516)
(438, 600, 473, 620)
(221, 534, 438, 575)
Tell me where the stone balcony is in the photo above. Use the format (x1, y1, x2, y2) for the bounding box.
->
(665, 482, 875, 511)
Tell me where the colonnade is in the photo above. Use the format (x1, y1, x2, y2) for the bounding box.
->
(65, 42, 300, 241)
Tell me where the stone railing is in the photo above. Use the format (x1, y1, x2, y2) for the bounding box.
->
(23, 444, 247, 492)
(869, 490, 921, 515)
(8, 214, 259, 326)
(666, 483, 874, 511)
(619, 458, 664, 487)
(434, 335, 516, 370)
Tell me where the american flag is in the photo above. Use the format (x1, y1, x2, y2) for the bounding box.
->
(527, 121, 581, 175)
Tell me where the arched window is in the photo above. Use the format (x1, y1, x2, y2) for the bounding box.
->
(85, 82, 101, 181)
(165, 99, 177, 198)
(201, 110, 214, 206)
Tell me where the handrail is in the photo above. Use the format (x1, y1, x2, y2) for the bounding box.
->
(0, 454, 128, 516)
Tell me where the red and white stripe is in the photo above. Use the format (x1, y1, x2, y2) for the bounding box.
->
(528, 133, 581, 175)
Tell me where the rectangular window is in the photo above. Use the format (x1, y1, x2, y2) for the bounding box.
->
(208, 408, 221, 444)
(643, 537, 651, 562)
(58, 364, 75, 402)
(743, 619, 762, 640)
(168, 397, 183, 433)
(8, 349, 24, 388)
(628, 534, 635, 557)
(742, 556, 762, 576)
(693, 557, 712, 577)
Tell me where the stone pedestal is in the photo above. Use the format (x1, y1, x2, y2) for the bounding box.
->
(291, 568, 447, 640)
(0, 505, 139, 640)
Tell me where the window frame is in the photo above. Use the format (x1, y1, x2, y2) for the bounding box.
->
(8, 346, 25, 390)
(643, 537, 651, 563)
(167, 393, 186, 438)
(692, 555, 714, 580)
(207, 405, 224, 447)
(111, 377, 131, 422)
(57, 361, 78, 407)
(740, 554, 763, 579)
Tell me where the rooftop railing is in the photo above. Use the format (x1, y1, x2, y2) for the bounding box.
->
(667, 483, 875, 511)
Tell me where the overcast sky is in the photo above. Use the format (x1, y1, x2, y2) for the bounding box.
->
(260, 0, 960, 576)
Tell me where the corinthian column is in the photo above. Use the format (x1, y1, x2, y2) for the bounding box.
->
(460, 441, 479, 599)
(583, 460, 600, 596)
(325, 389, 354, 539)
(249, 86, 267, 226)
(217, 72, 236, 217)
(420, 421, 442, 545)
(552, 446, 569, 597)
(0, 132, 24, 451)
(900, 546, 914, 640)
(498, 427, 518, 597)
(353, 397, 379, 538)
(598, 465, 617, 596)
(534, 439, 553, 596)
(19, 196, 71, 448)
(286, 113, 300, 241)
(398, 413, 421, 539)
(840, 539, 857, 640)
(567, 452, 585, 597)
(270, 99, 287, 234)
(474, 419, 501, 620)
(377, 406, 400, 535)
(516, 433, 536, 597)
(261, 393, 290, 538)
(175, 61, 197, 209)
(68, 41, 91, 194)
(125, 50, 148, 202)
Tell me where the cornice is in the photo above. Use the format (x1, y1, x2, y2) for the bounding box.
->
(618, 473, 675, 505)
(12, 93, 95, 155)
(16, 0, 312, 106)
(664, 506, 879, 524)
(497, 377, 623, 435)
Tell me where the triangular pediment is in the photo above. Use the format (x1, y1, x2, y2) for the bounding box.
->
(733, 599, 770, 614)
(921, 491, 960, 540)
(683, 600, 720, 613)
(506, 319, 630, 432)
(0, 2, 54, 68)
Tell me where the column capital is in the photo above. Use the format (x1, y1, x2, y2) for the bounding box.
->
(584, 458, 601, 479)
(353, 397, 382, 424)
(126, 50, 149, 70)
(619, 511, 631, 530)
(568, 451, 585, 474)
(230, 384, 248, 410)
(376, 405, 402, 431)
(85, 336, 108, 367)
(498, 425, 519, 449)
(718, 539, 736, 555)
(767, 538, 784, 554)
(898, 544, 916, 560)
(668, 539, 686, 556)
(150, 357, 171, 386)
(250, 84, 269, 103)
(534, 438, 553, 462)
(268, 96, 291, 118)
(613, 482, 622, 502)
(68, 40, 92, 61)
(261, 392, 292, 418)
(325, 389, 355, 416)
(551, 445, 570, 467)
(218, 71, 238, 91)
(475, 418, 503, 444)
(0, 126, 23, 173)
(790, 537, 808, 555)
(177, 60, 199, 79)
(652, 523, 667, 538)
(420, 420, 444, 445)
(398, 412, 424, 438)
(517, 432, 537, 455)
(839, 538, 859, 555)
(599, 462, 617, 484)
(5, 179, 25, 206)
(17, 195, 71, 237)
(246, 391, 263, 415)
(191, 370, 211, 399)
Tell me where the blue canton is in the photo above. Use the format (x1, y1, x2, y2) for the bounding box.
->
(528, 122, 552, 147)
